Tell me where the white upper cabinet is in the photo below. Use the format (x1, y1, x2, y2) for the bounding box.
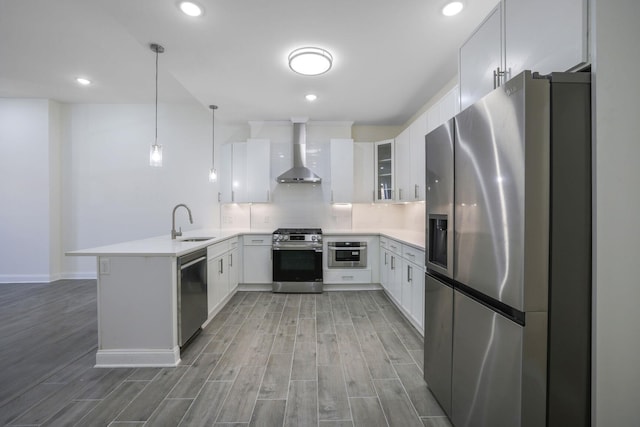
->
(408, 111, 428, 201)
(220, 139, 271, 203)
(505, 0, 588, 78)
(394, 128, 412, 202)
(374, 139, 395, 202)
(245, 139, 271, 203)
(354, 142, 375, 203)
(460, 0, 589, 111)
(459, 3, 503, 111)
(329, 138, 354, 203)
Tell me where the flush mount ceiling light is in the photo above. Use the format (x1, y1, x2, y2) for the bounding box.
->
(75, 77, 91, 86)
(442, 1, 464, 16)
(288, 47, 333, 76)
(149, 43, 164, 167)
(208, 105, 218, 183)
(179, 1, 203, 16)
(305, 94, 317, 102)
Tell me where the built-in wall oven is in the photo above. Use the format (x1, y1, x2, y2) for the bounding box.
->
(327, 242, 368, 268)
(272, 228, 323, 293)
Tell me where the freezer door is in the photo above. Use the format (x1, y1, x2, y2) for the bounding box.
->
(424, 274, 454, 416)
(426, 119, 455, 278)
(454, 71, 550, 311)
(452, 291, 523, 427)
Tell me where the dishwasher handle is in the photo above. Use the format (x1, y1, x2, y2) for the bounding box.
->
(180, 255, 206, 270)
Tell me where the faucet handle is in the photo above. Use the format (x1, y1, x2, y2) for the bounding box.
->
(178, 226, 182, 236)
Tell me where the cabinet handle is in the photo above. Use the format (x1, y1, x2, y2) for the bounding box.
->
(252, 239, 264, 243)
(407, 265, 412, 283)
(372, 189, 376, 202)
(229, 253, 233, 267)
(391, 256, 395, 270)
(331, 190, 334, 203)
(342, 275, 354, 280)
(217, 192, 221, 202)
(231, 190, 235, 202)
(415, 184, 419, 199)
(219, 258, 224, 274)
(384, 252, 388, 266)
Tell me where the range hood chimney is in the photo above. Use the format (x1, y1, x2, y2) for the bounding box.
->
(276, 120, 321, 184)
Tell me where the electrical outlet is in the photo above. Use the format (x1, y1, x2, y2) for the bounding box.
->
(99, 258, 110, 275)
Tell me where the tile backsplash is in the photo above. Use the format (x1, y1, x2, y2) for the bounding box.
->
(220, 197, 424, 233)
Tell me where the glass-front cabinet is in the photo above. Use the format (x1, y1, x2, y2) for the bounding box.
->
(375, 139, 395, 202)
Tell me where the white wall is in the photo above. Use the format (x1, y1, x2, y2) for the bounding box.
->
(61, 103, 248, 277)
(592, 0, 640, 424)
(0, 99, 59, 282)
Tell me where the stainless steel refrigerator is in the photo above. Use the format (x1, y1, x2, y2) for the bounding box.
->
(424, 71, 591, 427)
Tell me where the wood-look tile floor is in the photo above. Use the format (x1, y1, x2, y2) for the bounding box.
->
(0, 283, 451, 427)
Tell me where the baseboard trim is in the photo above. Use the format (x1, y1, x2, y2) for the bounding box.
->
(0, 274, 56, 284)
(95, 347, 180, 368)
(61, 272, 97, 280)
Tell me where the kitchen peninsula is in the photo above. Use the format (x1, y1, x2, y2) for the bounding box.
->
(68, 228, 424, 367)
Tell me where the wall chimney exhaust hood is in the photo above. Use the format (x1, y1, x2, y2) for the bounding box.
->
(276, 120, 322, 184)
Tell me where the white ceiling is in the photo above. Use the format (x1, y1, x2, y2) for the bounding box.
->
(0, 0, 498, 125)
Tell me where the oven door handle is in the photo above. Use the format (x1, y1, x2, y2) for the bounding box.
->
(272, 246, 323, 251)
(327, 246, 367, 251)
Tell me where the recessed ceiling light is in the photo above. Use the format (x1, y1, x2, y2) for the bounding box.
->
(442, 1, 464, 16)
(305, 94, 317, 102)
(179, 1, 203, 17)
(288, 47, 333, 76)
(76, 77, 91, 86)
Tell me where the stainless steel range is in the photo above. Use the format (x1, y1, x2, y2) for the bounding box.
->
(272, 228, 323, 293)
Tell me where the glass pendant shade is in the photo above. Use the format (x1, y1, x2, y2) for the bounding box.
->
(209, 167, 218, 182)
(150, 144, 163, 167)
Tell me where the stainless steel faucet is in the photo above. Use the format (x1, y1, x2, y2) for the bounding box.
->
(171, 204, 193, 239)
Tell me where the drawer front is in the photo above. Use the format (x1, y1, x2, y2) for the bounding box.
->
(228, 236, 239, 249)
(208, 240, 230, 259)
(323, 269, 372, 284)
(380, 237, 388, 248)
(387, 239, 402, 255)
(242, 235, 271, 246)
(402, 245, 424, 264)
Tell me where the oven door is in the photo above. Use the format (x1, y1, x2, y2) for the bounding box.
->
(272, 246, 323, 283)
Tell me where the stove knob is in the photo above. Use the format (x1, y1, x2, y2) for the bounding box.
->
(283, 235, 289, 241)
(311, 235, 317, 241)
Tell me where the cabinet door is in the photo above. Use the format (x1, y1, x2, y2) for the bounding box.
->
(228, 248, 239, 293)
(354, 142, 375, 203)
(231, 142, 247, 203)
(379, 248, 389, 290)
(409, 112, 428, 201)
(411, 265, 424, 330)
(505, 0, 588, 78)
(246, 139, 271, 203)
(394, 128, 411, 202)
(459, 3, 503, 111)
(389, 253, 402, 303)
(330, 138, 354, 203)
(374, 140, 395, 202)
(242, 245, 272, 284)
(207, 254, 226, 313)
(219, 144, 233, 203)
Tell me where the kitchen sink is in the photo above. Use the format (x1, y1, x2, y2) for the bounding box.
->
(179, 237, 215, 242)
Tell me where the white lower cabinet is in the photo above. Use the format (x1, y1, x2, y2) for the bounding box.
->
(401, 258, 425, 330)
(207, 238, 238, 317)
(242, 235, 272, 284)
(379, 237, 425, 333)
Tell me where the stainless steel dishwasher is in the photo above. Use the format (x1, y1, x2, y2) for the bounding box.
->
(177, 248, 207, 349)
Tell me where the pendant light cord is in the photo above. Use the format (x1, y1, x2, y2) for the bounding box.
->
(155, 47, 159, 145)
(210, 105, 218, 165)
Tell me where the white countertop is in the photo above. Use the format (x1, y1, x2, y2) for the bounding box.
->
(66, 228, 424, 257)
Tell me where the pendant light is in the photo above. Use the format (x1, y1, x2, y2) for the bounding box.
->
(149, 43, 164, 167)
(208, 105, 218, 182)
